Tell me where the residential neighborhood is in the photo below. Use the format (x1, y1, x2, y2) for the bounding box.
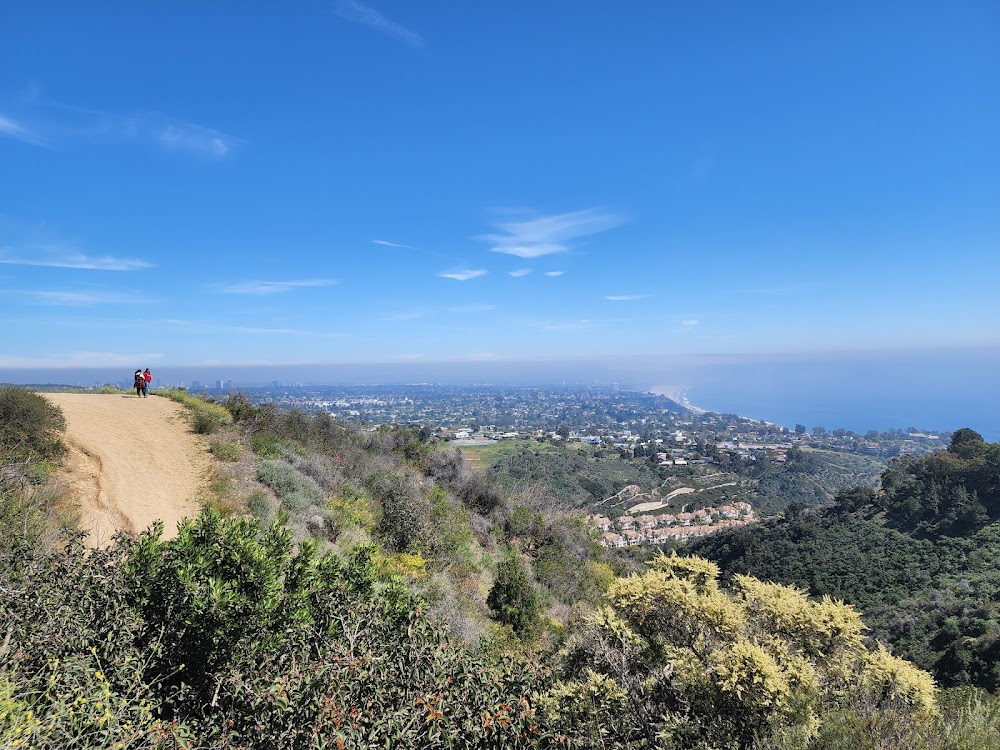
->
(590, 501, 756, 548)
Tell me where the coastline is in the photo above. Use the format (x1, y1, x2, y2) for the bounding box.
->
(649, 385, 708, 414)
(650, 385, 779, 426)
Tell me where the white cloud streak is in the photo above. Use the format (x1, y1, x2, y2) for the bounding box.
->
(157, 122, 235, 157)
(539, 320, 595, 331)
(605, 294, 652, 301)
(0, 114, 45, 146)
(681, 319, 700, 326)
(372, 239, 411, 248)
(210, 279, 337, 295)
(437, 269, 487, 281)
(333, 0, 425, 49)
(382, 311, 426, 321)
(0, 289, 146, 306)
(482, 208, 624, 258)
(163, 319, 342, 336)
(5, 97, 238, 158)
(508, 269, 532, 277)
(544, 271, 566, 277)
(0, 249, 153, 271)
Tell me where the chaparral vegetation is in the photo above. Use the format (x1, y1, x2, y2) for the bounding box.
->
(2, 386, 998, 749)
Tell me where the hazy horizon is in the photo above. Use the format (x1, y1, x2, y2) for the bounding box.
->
(5, 346, 998, 440)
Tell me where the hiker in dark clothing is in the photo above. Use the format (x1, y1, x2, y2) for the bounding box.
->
(134, 370, 145, 398)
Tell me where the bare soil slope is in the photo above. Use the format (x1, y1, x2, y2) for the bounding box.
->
(44, 392, 211, 547)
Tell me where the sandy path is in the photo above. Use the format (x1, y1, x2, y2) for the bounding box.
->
(44, 393, 211, 547)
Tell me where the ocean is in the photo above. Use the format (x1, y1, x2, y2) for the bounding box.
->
(668, 349, 1000, 441)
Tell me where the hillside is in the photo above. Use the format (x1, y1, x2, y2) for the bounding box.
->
(472, 438, 885, 518)
(43, 392, 211, 546)
(691, 429, 1000, 691)
(2, 387, 998, 749)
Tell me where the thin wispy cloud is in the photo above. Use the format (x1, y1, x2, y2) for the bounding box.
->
(447, 304, 495, 313)
(508, 269, 532, 277)
(211, 279, 337, 295)
(437, 269, 487, 281)
(681, 319, 700, 326)
(544, 271, 566, 277)
(158, 122, 235, 157)
(539, 320, 595, 331)
(333, 0, 425, 49)
(482, 207, 624, 258)
(8, 94, 238, 158)
(1, 289, 145, 306)
(605, 294, 651, 301)
(163, 319, 342, 336)
(372, 239, 411, 248)
(0, 114, 45, 146)
(382, 310, 426, 321)
(0, 247, 153, 271)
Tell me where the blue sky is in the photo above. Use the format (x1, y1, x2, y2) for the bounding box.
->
(1, 0, 998, 370)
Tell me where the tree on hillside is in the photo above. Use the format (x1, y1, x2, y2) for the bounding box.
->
(880, 428, 998, 535)
(487, 548, 540, 636)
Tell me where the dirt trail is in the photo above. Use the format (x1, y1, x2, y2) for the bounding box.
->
(44, 392, 211, 547)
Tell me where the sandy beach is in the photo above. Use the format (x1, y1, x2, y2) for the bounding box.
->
(649, 385, 708, 414)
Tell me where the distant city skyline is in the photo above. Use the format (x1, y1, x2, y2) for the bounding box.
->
(1, 2, 998, 369)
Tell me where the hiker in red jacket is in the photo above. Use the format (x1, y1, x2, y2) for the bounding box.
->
(143, 368, 152, 396)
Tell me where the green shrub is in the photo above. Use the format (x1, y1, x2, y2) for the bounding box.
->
(487, 549, 541, 637)
(192, 409, 221, 434)
(158, 388, 233, 435)
(326, 491, 375, 531)
(250, 432, 284, 458)
(246, 489, 272, 522)
(1, 511, 551, 749)
(210, 439, 243, 462)
(368, 471, 431, 553)
(256, 459, 323, 507)
(282, 490, 315, 511)
(0, 386, 66, 461)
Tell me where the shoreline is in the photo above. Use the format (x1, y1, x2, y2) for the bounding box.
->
(650, 385, 781, 427)
(649, 385, 708, 414)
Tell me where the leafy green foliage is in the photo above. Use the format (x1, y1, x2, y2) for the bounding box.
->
(1, 512, 554, 748)
(488, 549, 541, 636)
(210, 439, 243, 461)
(250, 431, 285, 458)
(879, 428, 999, 535)
(692, 435, 1000, 691)
(487, 442, 666, 505)
(544, 553, 938, 750)
(0, 386, 66, 462)
(256, 459, 324, 510)
(369, 469, 432, 553)
(159, 387, 233, 435)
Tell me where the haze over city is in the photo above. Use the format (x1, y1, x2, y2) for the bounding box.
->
(2, 1, 997, 372)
